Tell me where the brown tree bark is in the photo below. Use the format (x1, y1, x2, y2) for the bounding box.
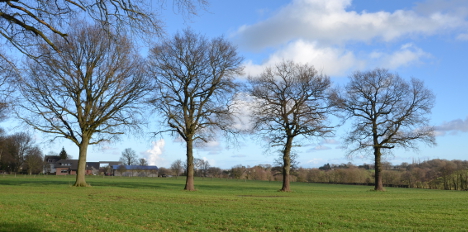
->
(74, 136, 89, 187)
(184, 138, 195, 191)
(281, 137, 293, 192)
(374, 148, 384, 191)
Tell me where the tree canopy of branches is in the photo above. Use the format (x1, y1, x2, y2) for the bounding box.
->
(0, 0, 207, 56)
(1, 132, 34, 173)
(147, 29, 244, 191)
(331, 68, 436, 191)
(17, 23, 150, 187)
(23, 146, 43, 175)
(120, 148, 138, 166)
(170, 159, 183, 178)
(138, 158, 148, 166)
(0, 55, 16, 120)
(247, 60, 333, 192)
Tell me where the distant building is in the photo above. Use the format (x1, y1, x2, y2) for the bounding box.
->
(43, 155, 61, 174)
(44, 157, 121, 175)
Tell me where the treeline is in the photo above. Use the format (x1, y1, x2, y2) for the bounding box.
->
(159, 159, 468, 191)
(0, 130, 44, 175)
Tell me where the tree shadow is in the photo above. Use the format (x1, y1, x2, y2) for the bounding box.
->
(0, 222, 53, 232)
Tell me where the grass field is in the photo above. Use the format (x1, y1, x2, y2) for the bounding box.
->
(0, 175, 467, 231)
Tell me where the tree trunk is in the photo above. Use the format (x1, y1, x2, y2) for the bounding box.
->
(280, 137, 293, 192)
(374, 147, 384, 191)
(184, 138, 195, 191)
(74, 136, 89, 187)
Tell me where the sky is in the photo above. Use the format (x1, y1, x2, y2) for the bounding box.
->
(4, 0, 468, 169)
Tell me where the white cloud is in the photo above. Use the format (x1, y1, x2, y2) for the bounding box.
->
(195, 140, 223, 155)
(435, 116, 468, 136)
(306, 158, 324, 164)
(372, 43, 432, 69)
(142, 139, 165, 166)
(307, 145, 332, 152)
(244, 40, 365, 77)
(456, 33, 468, 40)
(235, 0, 467, 50)
(244, 41, 430, 78)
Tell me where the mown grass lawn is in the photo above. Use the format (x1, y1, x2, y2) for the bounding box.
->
(0, 175, 467, 231)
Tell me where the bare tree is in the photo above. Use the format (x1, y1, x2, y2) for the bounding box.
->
(147, 29, 244, 191)
(120, 148, 138, 166)
(17, 24, 150, 187)
(0, 54, 17, 120)
(23, 146, 44, 175)
(197, 159, 210, 177)
(6, 132, 34, 173)
(247, 61, 332, 191)
(0, 0, 207, 57)
(138, 158, 148, 166)
(170, 159, 183, 178)
(331, 68, 436, 191)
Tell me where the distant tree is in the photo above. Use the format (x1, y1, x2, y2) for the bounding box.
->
(59, 147, 68, 160)
(158, 167, 170, 177)
(23, 146, 44, 175)
(170, 159, 183, 178)
(18, 24, 150, 187)
(331, 68, 436, 191)
(147, 29, 244, 191)
(231, 165, 246, 179)
(207, 167, 223, 178)
(5, 132, 33, 173)
(138, 158, 148, 166)
(120, 148, 138, 166)
(319, 163, 331, 171)
(198, 159, 210, 177)
(247, 60, 333, 191)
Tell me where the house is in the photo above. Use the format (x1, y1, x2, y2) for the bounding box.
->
(55, 159, 78, 175)
(86, 162, 100, 175)
(43, 155, 61, 174)
(112, 165, 159, 177)
(52, 159, 114, 175)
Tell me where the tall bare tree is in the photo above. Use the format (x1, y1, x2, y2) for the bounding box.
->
(17, 23, 150, 187)
(0, 0, 207, 57)
(147, 29, 244, 191)
(247, 60, 333, 192)
(331, 68, 436, 191)
(120, 148, 138, 166)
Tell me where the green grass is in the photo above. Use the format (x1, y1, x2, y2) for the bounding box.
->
(0, 175, 467, 231)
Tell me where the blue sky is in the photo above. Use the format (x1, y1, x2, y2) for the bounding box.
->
(6, 0, 468, 169)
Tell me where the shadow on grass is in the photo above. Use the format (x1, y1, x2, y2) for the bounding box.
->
(0, 176, 184, 190)
(0, 222, 52, 232)
(0, 176, 283, 192)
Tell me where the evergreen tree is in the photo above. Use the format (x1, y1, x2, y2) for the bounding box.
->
(59, 147, 68, 160)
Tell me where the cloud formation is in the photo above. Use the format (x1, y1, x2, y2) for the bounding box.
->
(142, 139, 166, 165)
(235, 0, 467, 50)
(435, 116, 468, 136)
(195, 140, 223, 155)
(236, 0, 468, 77)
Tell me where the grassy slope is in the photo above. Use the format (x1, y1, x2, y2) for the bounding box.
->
(0, 175, 467, 231)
